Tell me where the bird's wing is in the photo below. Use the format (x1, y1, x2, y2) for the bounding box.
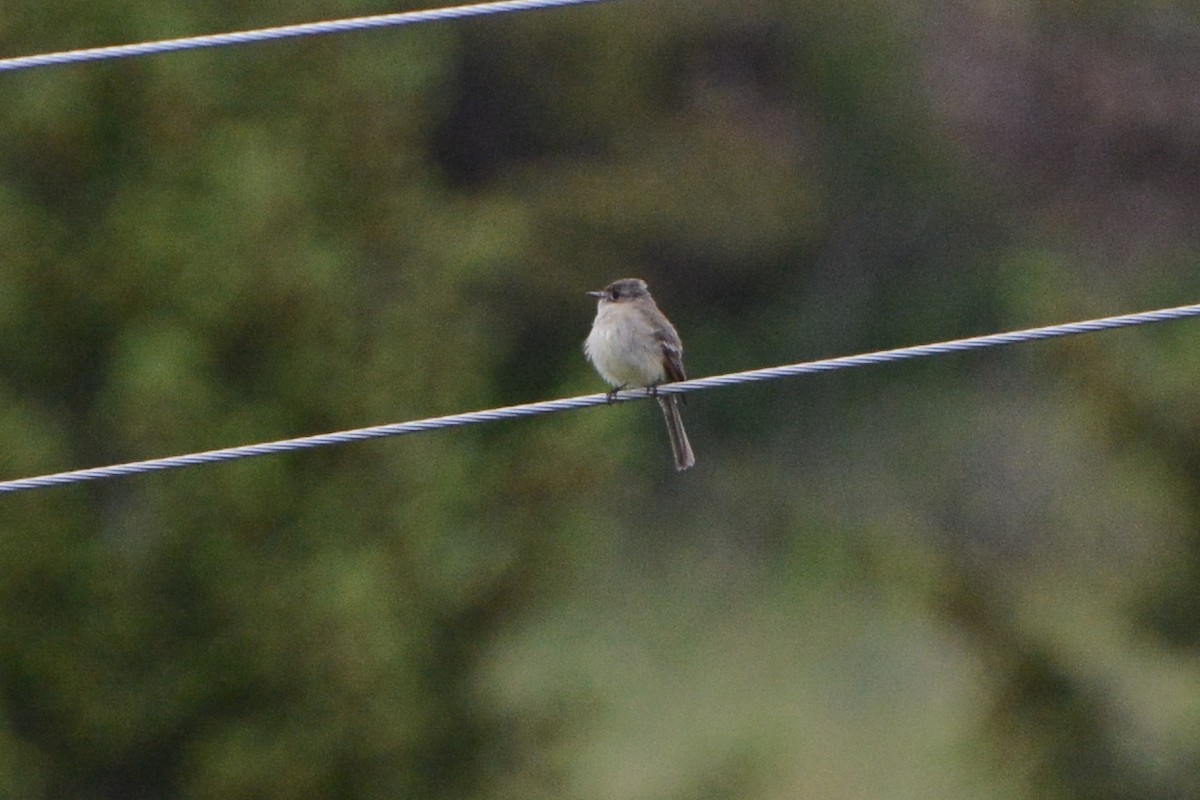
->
(660, 340, 687, 383)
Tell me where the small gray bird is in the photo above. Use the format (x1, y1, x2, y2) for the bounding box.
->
(585, 278, 695, 471)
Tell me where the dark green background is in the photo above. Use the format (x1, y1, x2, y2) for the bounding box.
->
(3, 1, 1200, 797)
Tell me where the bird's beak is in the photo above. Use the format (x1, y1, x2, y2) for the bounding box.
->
(586, 290, 605, 299)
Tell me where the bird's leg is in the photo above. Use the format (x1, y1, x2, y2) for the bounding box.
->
(648, 381, 683, 404)
(606, 384, 626, 405)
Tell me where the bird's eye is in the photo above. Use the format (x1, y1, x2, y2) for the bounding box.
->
(609, 288, 619, 300)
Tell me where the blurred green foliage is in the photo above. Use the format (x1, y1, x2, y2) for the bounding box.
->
(2, 1, 1200, 798)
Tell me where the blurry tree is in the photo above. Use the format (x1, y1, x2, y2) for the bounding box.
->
(2, 1, 1200, 799)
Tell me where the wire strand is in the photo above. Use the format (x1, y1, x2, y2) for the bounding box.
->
(0, 0, 613, 73)
(3, 300, 1199, 495)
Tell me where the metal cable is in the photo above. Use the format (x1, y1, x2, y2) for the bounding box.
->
(3, 300, 1199, 494)
(0, 0, 613, 73)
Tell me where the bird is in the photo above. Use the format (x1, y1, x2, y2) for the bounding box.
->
(585, 278, 695, 471)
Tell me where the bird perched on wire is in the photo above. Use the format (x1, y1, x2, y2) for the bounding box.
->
(584, 278, 695, 471)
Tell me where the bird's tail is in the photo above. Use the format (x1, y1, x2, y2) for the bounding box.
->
(658, 396, 695, 471)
